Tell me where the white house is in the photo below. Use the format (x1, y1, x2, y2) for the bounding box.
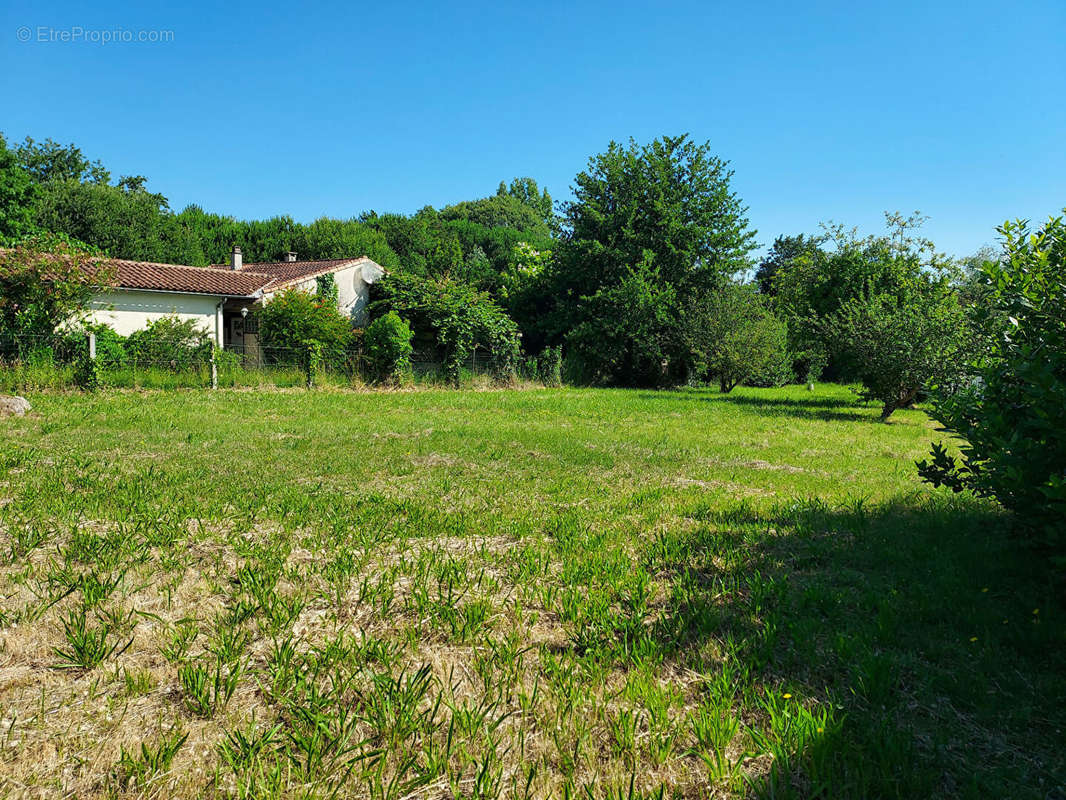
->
(84, 247, 385, 352)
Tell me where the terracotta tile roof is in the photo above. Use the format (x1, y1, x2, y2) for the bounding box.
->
(233, 257, 373, 289)
(13, 249, 381, 297)
(89, 257, 276, 297)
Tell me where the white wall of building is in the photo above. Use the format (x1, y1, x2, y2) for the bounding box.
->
(86, 290, 224, 344)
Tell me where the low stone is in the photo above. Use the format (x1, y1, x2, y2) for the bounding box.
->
(0, 396, 31, 417)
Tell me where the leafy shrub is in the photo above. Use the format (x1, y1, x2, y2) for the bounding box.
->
(537, 345, 563, 387)
(125, 316, 212, 368)
(58, 323, 127, 368)
(257, 288, 353, 366)
(745, 345, 794, 388)
(0, 234, 109, 340)
(822, 283, 970, 420)
(918, 213, 1066, 552)
(371, 272, 521, 384)
(565, 256, 681, 387)
(363, 311, 413, 383)
(73, 350, 101, 391)
(699, 283, 791, 393)
(791, 347, 828, 386)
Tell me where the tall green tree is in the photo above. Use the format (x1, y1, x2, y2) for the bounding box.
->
(440, 192, 549, 238)
(755, 233, 825, 295)
(0, 134, 37, 240)
(32, 178, 201, 264)
(15, 136, 110, 184)
(498, 177, 555, 232)
(550, 134, 756, 384)
(565, 254, 680, 386)
(772, 212, 958, 380)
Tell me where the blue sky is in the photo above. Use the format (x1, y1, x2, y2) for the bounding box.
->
(2, 0, 1063, 257)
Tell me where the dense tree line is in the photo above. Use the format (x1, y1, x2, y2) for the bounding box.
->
(0, 132, 553, 288)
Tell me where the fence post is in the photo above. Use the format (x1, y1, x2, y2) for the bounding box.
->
(210, 347, 218, 389)
(87, 332, 96, 361)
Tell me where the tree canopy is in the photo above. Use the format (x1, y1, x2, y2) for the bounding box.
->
(548, 134, 757, 384)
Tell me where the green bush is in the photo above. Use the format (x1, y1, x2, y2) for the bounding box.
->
(745, 345, 795, 388)
(363, 311, 413, 383)
(822, 283, 970, 420)
(918, 212, 1066, 553)
(370, 273, 521, 384)
(125, 317, 212, 369)
(536, 345, 563, 387)
(58, 323, 127, 368)
(0, 234, 108, 340)
(565, 255, 681, 387)
(699, 283, 791, 393)
(257, 288, 353, 367)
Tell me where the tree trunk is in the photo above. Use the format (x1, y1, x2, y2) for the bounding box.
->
(881, 387, 920, 421)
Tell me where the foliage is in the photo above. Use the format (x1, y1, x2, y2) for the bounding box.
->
(822, 285, 969, 419)
(549, 134, 756, 384)
(497, 177, 556, 232)
(360, 201, 555, 310)
(771, 212, 960, 381)
(565, 255, 681, 386)
(315, 272, 338, 306)
(73, 348, 101, 391)
(363, 311, 413, 383)
(0, 234, 108, 340)
(501, 241, 551, 301)
(58, 322, 128, 368)
(125, 316, 213, 368)
(918, 212, 1066, 548)
(699, 283, 791, 392)
(0, 134, 37, 239)
(371, 272, 521, 383)
(439, 191, 551, 238)
(536, 345, 563, 387)
(14, 135, 111, 184)
(33, 178, 204, 265)
(754, 233, 826, 296)
(257, 288, 353, 366)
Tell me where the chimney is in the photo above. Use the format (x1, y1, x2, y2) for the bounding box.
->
(230, 245, 243, 270)
(285, 251, 298, 262)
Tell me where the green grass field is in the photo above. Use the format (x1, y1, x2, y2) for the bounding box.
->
(0, 385, 1061, 799)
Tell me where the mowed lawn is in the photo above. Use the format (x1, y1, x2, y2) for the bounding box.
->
(0, 385, 1061, 799)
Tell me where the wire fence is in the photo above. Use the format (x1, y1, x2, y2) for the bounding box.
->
(0, 332, 513, 392)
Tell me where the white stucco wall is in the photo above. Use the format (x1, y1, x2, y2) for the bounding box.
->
(86, 290, 223, 344)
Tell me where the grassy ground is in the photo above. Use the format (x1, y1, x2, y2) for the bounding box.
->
(0, 384, 1061, 799)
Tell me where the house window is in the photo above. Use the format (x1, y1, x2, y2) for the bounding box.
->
(244, 316, 259, 335)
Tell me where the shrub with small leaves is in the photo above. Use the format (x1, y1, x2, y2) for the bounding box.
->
(371, 272, 521, 384)
(363, 311, 413, 383)
(919, 212, 1066, 553)
(125, 316, 212, 369)
(537, 345, 563, 387)
(258, 287, 353, 367)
